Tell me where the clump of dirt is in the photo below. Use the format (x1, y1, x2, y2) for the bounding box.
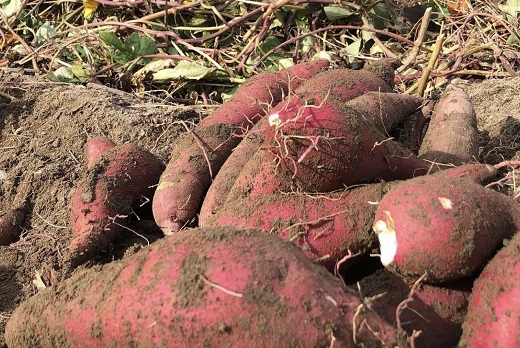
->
(0, 71, 199, 346)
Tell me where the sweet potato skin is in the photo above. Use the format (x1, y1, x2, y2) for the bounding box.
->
(198, 118, 268, 222)
(85, 136, 116, 170)
(69, 143, 164, 265)
(293, 68, 393, 102)
(345, 92, 423, 134)
(419, 84, 479, 165)
(356, 269, 471, 348)
(204, 182, 396, 269)
(460, 231, 520, 347)
(373, 164, 519, 282)
(265, 94, 431, 192)
(5, 227, 397, 348)
(152, 123, 238, 234)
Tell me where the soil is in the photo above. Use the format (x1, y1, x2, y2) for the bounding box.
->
(0, 71, 519, 347)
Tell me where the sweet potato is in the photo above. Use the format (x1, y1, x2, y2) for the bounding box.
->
(0, 209, 25, 245)
(222, 147, 295, 203)
(199, 118, 268, 222)
(69, 143, 164, 266)
(153, 61, 329, 235)
(85, 136, 116, 170)
(372, 163, 520, 283)
(264, 93, 432, 192)
(5, 227, 397, 348)
(356, 269, 471, 348)
(419, 84, 479, 165)
(203, 182, 397, 269)
(201, 59, 330, 128)
(460, 230, 520, 347)
(345, 92, 423, 134)
(152, 123, 239, 234)
(293, 66, 393, 103)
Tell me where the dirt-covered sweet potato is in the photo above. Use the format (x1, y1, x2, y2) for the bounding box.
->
(153, 61, 329, 235)
(292, 66, 393, 103)
(372, 163, 520, 283)
(5, 227, 397, 348)
(203, 182, 396, 269)
(198, 118, 268, 222)
(419, 84, 479, 165)
(356, 269, 471, 348)
(85, 136, 116, 170)
(264, 93, 432, 192)
(345, 92, 423, 134)
(69, 143, 164, 266)
(460, 230, 520, 347)
(0, 209, 25, 245)
(201, 59, 330, 128)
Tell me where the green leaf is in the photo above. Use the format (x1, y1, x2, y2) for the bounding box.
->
(34, 22, 57, 46)
(294, 8, 310, 29)
(152, 60, 215, 82)
(345, 38, 362, 56)
(48, 67, 76, 82)
(507, 32, 520, 45)
(70, 63, 90, 82)
(99, 31, 157, 64)
(190, 15, 208, 26)
(125, 32, 158, 57)
(99, 31, 126, 52)
(323, 5, 354, 21)
(1, 0, 22, 18)
(500, 0, 520, 21)
(257, 37, 281, 55)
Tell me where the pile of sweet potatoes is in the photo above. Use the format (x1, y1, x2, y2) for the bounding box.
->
(5, 60, 520, 348)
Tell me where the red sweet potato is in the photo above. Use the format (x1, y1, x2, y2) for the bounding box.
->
(222, 148, 295, 203)
(202, 59, 330, 128)
(293, 67, 393, 103)
(203, 182, 397, 269)
(419, 84, 479, 165)
(152, 123, 239, 234)
(153, 61, 329, 235)
(85, 136, 116, 170)
(199, 118, 268, 222)
(356, 269, 471, 348)
(264, 93, 432, 192)
(69, 143, 164, 266)
(0, 208, 25, 245)
(460, 230, 520, 347)
(345, 92, 423, 134)
(5, 227, 398, 347)
(372, 163, 520, 283)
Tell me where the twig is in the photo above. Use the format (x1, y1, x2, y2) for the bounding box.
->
(0, 11, 40, 73)
(361, 15, 398, 59)
(254, 24, 422, 69)
(417, 33, 444, 97)
(494, 160, 520, 170)
(399, 7, 432, 72)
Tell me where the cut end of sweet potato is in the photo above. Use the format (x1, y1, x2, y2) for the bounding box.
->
(373, 212, 397, 266)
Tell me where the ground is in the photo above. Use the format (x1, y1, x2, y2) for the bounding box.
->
(0, 72, 519, 347)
